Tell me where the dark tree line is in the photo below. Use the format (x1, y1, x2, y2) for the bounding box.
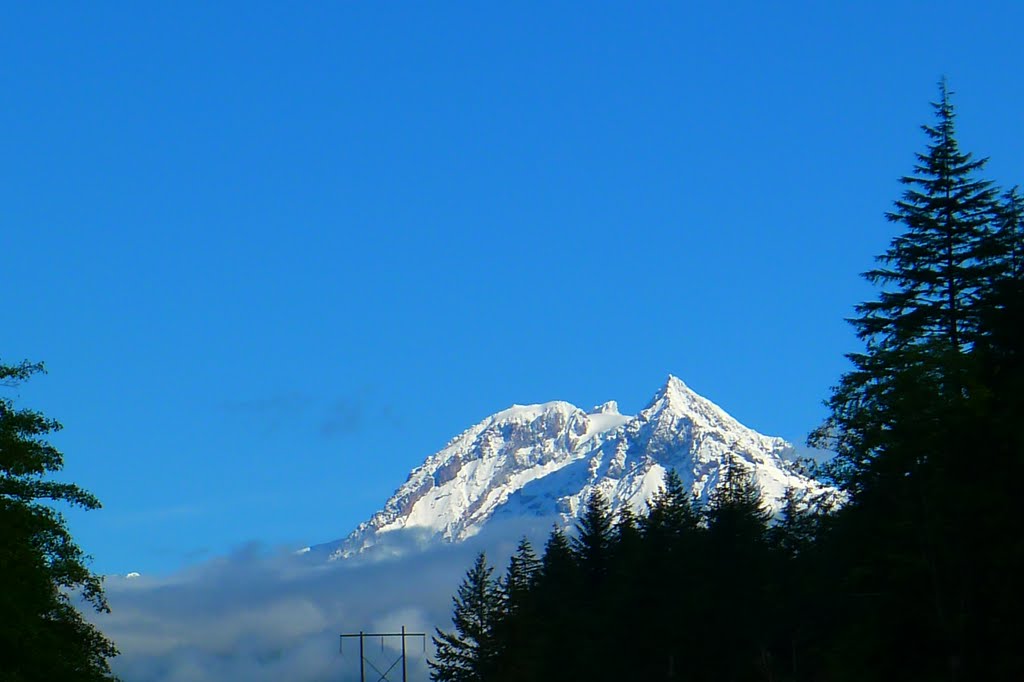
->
(431, 82, 1024, 682)
(430, 464, 825, 682)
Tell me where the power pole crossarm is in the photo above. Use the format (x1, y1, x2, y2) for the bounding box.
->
(339, 628, 427, 682)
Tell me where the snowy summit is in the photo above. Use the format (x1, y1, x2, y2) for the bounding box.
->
(318, 376, 828, 560)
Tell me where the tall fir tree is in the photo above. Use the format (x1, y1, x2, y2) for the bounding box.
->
(986, 187, 1023, 284)
(568, 491, 617, 680)
(704, 455, 773, 681)
(706, 454, 770, 534)
(538, 525, 574, 584)
(530, 527, 579, 682)
(814, 80, 1000, 490)
(498, 537, 540, 615)
(570, 489, 614, 586)
(642, 469, 701, 541)
(638, 470, 706, 681)
(960, 183, 1024, 679)
(429, 552, 502, 682)
(489, 538, 542, 682)
(810, 82, 1019, 681)
(861, 79, 998, 352)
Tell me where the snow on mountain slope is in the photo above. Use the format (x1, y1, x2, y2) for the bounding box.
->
(546, 376, 822, 519)
(319, 376, 827, 560)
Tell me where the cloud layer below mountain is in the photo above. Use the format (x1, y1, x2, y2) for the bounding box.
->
(93, 517, 554, 682)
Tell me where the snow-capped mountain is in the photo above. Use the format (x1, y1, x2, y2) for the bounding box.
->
(320, 376, 828, 560)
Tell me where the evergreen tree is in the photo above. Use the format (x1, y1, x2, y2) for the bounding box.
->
(569, 493, 616, 680)
(429, 552, 502, 682)
(611, 504, 642, 559)
(765, 486, 836, 680)
(529, 527, 579, 682)
(987, 186, 1023, 284)
(635, 471, 706, 681)
(769, 487, 817, 558)
(956, 183, 1024, 678)
(570, 489, 614, 586)
(704, 456, 773, 681)
(539, 525, 574, 582)
(605, 505, 646, 681)
(707, 455, 771, 533)
(861, 79, 998, 352)
(809, 82, 1019, 680)
(977, 185, 1024, 337)
(489, 538, 542, 682)
(0, 360, 119, 681)
(814, 80, 999, 489)
(498, 537, 540, 615)
(643, 469, 701, 541)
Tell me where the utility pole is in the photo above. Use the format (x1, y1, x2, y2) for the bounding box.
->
(340, 627, 426, 682)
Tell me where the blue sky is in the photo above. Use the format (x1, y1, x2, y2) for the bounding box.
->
(3, 2, 1022, 576)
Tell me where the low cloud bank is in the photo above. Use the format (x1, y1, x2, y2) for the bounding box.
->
(92, 517, 556, 682)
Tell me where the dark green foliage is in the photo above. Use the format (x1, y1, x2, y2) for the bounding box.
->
(642, 469, 700, 540)
(703, 459, 775, 682)
(985, 186, 1024, 288)
(1, 360, 119, 681)
(432, 468, 792, 682)
(860, 79, 997, 351)
(637, 470, 708, 680)
(813, 81, 1004, 494)
(498, 537, 540, 615)
(706, 456, 771, 537)
(569, 490, 614, 587)
(808, 82, 1024, 680)
(429, 552, 503, 682)
(490, 539, 542, 681)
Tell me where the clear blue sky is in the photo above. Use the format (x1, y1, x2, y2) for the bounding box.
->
(3, 3, 1021, 575)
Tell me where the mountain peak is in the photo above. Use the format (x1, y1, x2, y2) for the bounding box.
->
(661, 374, 692, 395)
(637, 375, 757, 440)
(645, 374, 703, 412)
(489, 400, 577, 424)
(659, 372, 700, 393)
(319, 376, 829, 561)
(590, 400, 619, 415)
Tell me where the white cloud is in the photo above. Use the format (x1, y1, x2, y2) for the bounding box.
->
(91, 517, 556, 681)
